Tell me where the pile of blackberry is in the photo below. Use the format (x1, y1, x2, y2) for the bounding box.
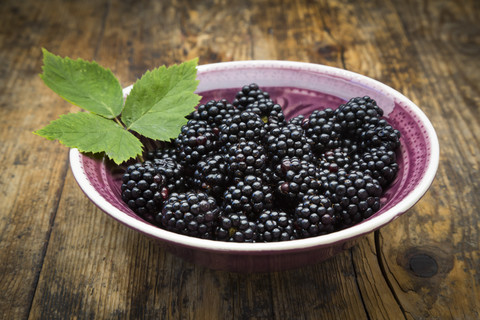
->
(120, 84, 401, 242)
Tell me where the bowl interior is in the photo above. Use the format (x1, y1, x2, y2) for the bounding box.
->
(72, 61, 438, 251)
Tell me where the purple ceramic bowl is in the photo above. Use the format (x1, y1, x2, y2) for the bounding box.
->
(70, 60, 439, 273)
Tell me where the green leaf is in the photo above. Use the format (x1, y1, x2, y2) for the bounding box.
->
(121, 58, 201, 140)
(40, 48, 124, 119)
(34, 112, 143, 164)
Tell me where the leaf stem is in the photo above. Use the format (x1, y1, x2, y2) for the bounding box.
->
(114, 117, 125, 128)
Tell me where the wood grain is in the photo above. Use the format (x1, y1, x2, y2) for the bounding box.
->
(0, 0, 478, 319)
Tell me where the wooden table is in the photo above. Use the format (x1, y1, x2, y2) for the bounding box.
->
(1, 0, 479, 318)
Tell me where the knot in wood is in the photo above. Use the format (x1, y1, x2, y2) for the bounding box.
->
(408, 253, 438, 278)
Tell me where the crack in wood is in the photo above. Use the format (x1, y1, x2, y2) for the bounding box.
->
(25, 157, 71, 318)
(374, 230, 408, 319)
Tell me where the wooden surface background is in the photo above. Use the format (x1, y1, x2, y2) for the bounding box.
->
(1, 0, 479, 319)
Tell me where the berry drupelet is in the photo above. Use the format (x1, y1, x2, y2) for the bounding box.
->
(157, 192, 220, 239)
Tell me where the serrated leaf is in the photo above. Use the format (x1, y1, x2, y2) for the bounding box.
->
(40, 48, 124, 119)
(121, 58, 200, 140)
(34, 112, 143, 164)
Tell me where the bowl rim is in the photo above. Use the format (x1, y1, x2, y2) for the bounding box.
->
(70, 60, 439, 253)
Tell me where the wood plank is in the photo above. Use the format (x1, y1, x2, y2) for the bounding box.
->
(0, 0, 105, 318)
(340, 0, 480, 318)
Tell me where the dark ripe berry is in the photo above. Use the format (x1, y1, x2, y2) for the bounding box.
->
(318, 169, 382, 228)
(288, 114, 306, 126)
(294, 194, 336, 238)
(303, 108, 342, 154)
(151, 157, 187, 192)
(187, 99, 240, 128)
(219, 111, 267, 149)
(222, 175, 273, 221)
(264, 122, 315, 163)
(351, 146, 399, 187)
(157, 192, 220, 239)
(239, 97, 286, 124)
(359, 119, 401, 151)
(335, 96, 384, 134)
(255, 210, 296, 242)
(215, 213, 257, 242)
(175, 119, 218, 166)
(193, 154, 230, 197)
(317, 147, 356, 173)
(272, 157, 322, 204)
(227, 139, 267, 182)
(121, 161, 170, 223)
(145, 145, 178, 162)
(233, 83, 271, 111)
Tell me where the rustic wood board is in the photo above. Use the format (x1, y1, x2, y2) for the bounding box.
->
(0, 0, 478, 319)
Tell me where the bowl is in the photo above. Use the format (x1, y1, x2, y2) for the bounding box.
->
(69, 60, 439, 273)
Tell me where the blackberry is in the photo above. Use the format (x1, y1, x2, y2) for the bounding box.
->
(192, 154, 230, 197)
(302, 108, 342, 154)
(175, 119, 218, 166)
(272, 157, 322, 204)
(187, 99, 239, 128)
(222, 175, 274, 221)
(216, 213, 257, 242)
(255, 210, 296, 242)
(146, 146, 178, 162)
(232, 83, 271, 111)
(151, 157, 186, 192)
(319, 170, 382, 227)
(240, 97, 286, 122)
(267, 102, 286, 124)
(264, 122, 314, 163)
(351, 146, 399, 187)
(226, 139, 267, 182)
(219, 111, 266, 148)
(157, 192, 220, 239)
(294, 194, 336, 238)
(317, 147, 355, 173)
(359, 119, 401, 151)
(288, 114, 306, 126)
(121, 161, 170, 223)
(335, 96, 384, 133)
